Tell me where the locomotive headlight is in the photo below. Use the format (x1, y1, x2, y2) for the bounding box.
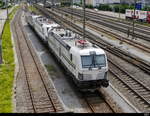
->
(78, 73, 83, 80)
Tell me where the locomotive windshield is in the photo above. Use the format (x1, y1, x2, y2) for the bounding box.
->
(81, 55, 106, 68)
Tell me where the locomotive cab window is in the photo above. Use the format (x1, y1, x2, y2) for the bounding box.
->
(81, 55, 106, 68)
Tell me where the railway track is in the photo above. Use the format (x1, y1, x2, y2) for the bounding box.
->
(35, 5, 150, 75)
(82, 8, 150, 32)
(108, 59, 150, 111)
(66, 7, 150, 33)
(81, 91, 115, 113)
(31, 4, 150, 111)
(61, 9, 150, 111)
(58, 7, 150, 42)
(12, 8, 64, 113)
(34, 5, 150, 111)
(23, 5, 119, 113)
(53, 8, 150, 54)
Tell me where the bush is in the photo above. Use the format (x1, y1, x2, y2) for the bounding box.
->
(85, 4, 93, 9)
(113, 5, 119, 12)
(73, 3, 80, 6)
(98, 4, 112, 11)
(143, 6, 150, 11)
(61, 2, 71, 7)
(97, 4, 135, 13)
(0, 0, 4, 7)
(113, 4, 134, 13)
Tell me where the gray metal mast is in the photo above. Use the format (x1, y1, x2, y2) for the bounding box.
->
(70, 0, 73, 27)
(119, 0, 121, 19)
(83, 0, 85, 40)
(43, 0, 46, 7)
(52, 0, 54, 6)
(71, 0, 73, 21)
(7, 0, 9, 20)
(132, 0, 136, 39)
(51, 0, 54, 10)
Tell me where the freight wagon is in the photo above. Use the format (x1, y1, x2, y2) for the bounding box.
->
(125, 9, 150, 23)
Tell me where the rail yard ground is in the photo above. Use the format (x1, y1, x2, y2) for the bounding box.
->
(0, 2, 150, 113)
(35, 5, 150, 112)
(21, 13, 126, 112)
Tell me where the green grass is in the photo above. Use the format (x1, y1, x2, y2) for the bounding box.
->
(45, 64, 57, 73)
(0, 6, 19, 113)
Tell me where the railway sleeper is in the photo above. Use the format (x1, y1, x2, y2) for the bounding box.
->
(136, 89, 148, 92)
(143, 95, 150, 98)
(132, 87, 146, 90)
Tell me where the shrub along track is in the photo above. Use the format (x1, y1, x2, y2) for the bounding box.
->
(11, 7, 64, 113)
(35, 5, 150, 112)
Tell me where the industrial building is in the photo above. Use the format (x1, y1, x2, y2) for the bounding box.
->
(85, 0, 120, 7)
(73, 0, 150, 7)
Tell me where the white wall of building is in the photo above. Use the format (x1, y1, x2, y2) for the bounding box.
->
(73, 0, 81, 4)
(87, 0, 120, 7)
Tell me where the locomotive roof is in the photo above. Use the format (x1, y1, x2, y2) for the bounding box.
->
(66, 39, 105, 55)
(43, 23, 59, 28)
(51, 28, 105, 55)
(35, 16, 60, 28)
(32, 15, 42, 19)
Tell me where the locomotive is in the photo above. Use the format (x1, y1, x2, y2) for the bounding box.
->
(26, 13, 109, 91)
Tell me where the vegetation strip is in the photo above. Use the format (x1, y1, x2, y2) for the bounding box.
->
(0, 6, 19, 113)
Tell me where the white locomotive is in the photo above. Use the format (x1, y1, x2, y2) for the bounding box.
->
(26, 14, 109, 90)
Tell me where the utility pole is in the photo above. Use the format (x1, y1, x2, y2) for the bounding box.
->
(6, 0, 9, 20)
(43, 0, 46, 7)
(119, 0, 121, 19)
(51, 0, 54, 10)
(70, 0, 73, 26)
(71, 0, 73, 21)
(83, 0, 85, 40)
(132, 0, 136, 39)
